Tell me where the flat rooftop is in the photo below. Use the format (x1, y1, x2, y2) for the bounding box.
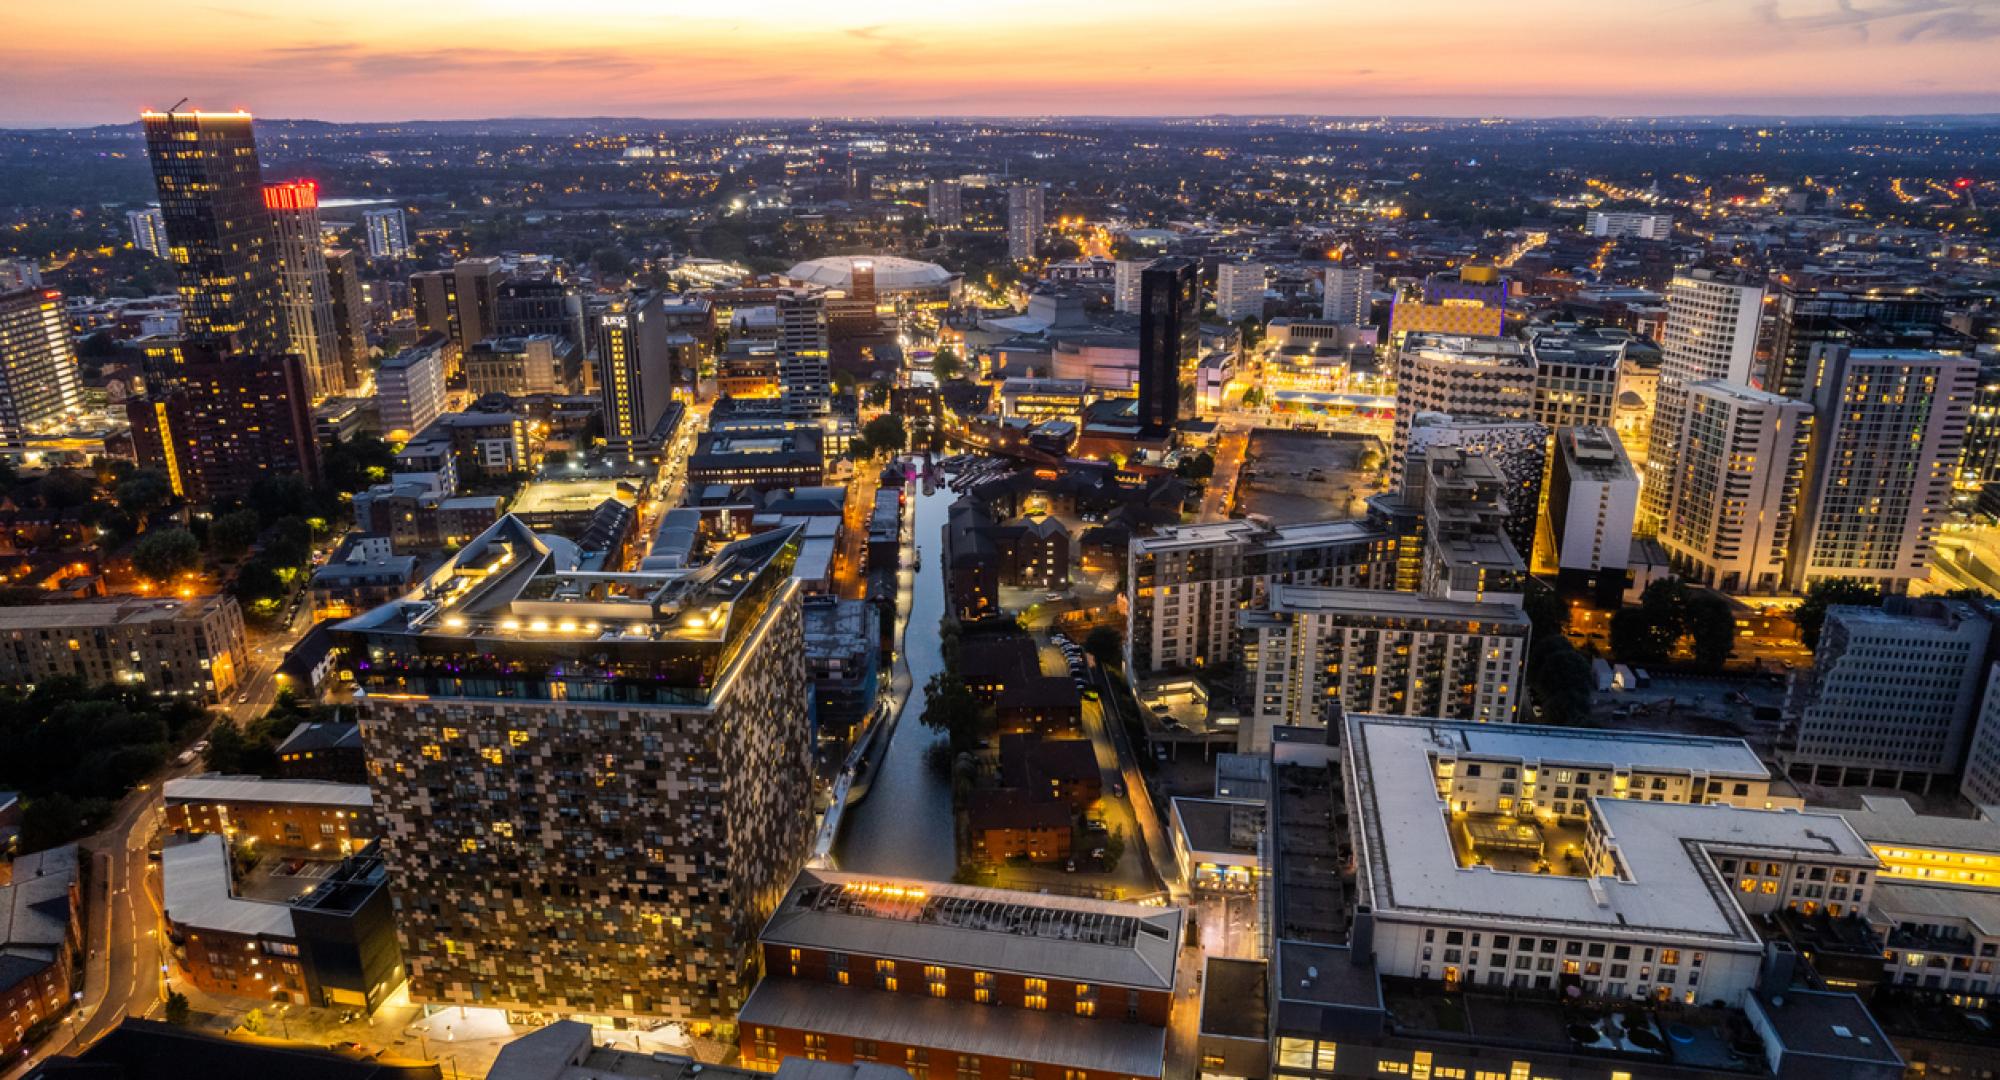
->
(1275, 941, 1383, 1010)
(161, 834, 295, 939)
(762, 869, 1181, 992)
(511, 478, 637, 517)
(1199, 957, 1270, 1041)
(1132, 517, 1386, 556)
(164, 775, 373, 810)
(1263, 584, 1531, 627)
(1347, 715, 1872, 945)
(0, 597, 209, 630)
(1841, 795, 2000, 854)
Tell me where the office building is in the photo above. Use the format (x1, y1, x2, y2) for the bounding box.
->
(127, 207, 169, 257)
(1788, 347, 1974, 593)
(1113, 258, 1150, 315)
(1386, 266, 1507, 351)
(597, 290, 679, 444)
(126, 342, 320, 505)
(361, 207, 409, 260)
(1784, 598, 1992, 791)
(777, 289, 832, 418)
(1763, 285, 1952, 402)
(1584, 210, 1673, 240)
(1528, 330, 1624, 431)
(0, 286, 84, 448)
(1390, 333, 1536, 486)
(465, 334, 575, 397)
(1343, 714, 1872, 999)
(1321, 265, 1374, 326)
(0, 595, 245, 702)
(140, 109, 288, 355)
(1127, 517, 1399, 677)
(411, 258, 504, 354)
(1403, 413, 1546, 566)
(375, 337, 447, 441)
(337, 517, 814, 1023)
(494, 276, 585, 350)
(1239, 586, 1528, 748)
(1137, 257, 1198, 436)
(1641, 268, 1765, 534)
(1215, 261, 1266, 323)
(1547, 427, 1639, 584)
(1006, 184, 1044, 261)
(323, 248, 370, 388)
(689, 422, 825, 491)
(737, 868, 1181, 1080)
(263, 179, 344, 399)
(927, 177, 963, 227)
(1660, 381, 1811, 593)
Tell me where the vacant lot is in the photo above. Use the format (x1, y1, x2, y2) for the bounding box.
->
(1235, 429, 1385, 523)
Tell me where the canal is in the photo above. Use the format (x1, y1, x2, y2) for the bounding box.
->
(833, 464, 960, 879)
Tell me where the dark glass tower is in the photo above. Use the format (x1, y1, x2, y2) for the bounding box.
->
(141, 109, 289, 356)
(1138, 256, 1198, 435)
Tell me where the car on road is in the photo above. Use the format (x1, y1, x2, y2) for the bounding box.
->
(1044, 592, 1064, 602)
(192, 740, 209, 753)
(175, 750, 195, 765)
(237, 694, 249, 704)
(1110, 780, 1126, 798)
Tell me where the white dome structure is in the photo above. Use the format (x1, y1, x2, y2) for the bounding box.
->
(786, 255, 957, 296)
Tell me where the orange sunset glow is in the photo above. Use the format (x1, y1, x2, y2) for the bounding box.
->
(4, 0, 1999, 124)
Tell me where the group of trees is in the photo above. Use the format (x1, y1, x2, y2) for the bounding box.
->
(847, 413, 910, 462)
(0, 679, 207, 849)
(1522, 589, 1595, 727)
(205, 691, 336, 777)
(1610, 579, 1737, 671)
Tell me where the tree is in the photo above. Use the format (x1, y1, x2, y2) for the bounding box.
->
(1520, 588, 1571, 647)
(919, 671, 988, 755)
(1084, 626, 1123, 670)
(931, 346, 964, 382)
(1684, 592, 1738, 671)
(1240, 386, 1265, 409)
(1529, 642, 1595, 726)
(1795, 578, 1882, 651)
(209, 509, 263, 559)
(132, 528, 200, 584)
(20, 794, 109, 851)
(320, 434, 396, 496)
(114, 469, 174, 521)
(164, 991, 191, 1026)
(862, 413, 908, 456)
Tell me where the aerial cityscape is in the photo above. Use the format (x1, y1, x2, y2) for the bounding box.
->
(1, 6, 2000, 1080)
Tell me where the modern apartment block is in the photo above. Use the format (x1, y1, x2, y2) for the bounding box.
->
(1789, 347, 1974, 593)
(262, 179, 344, 399)
(1006, 184, 1044, 261)
(0, 285, 84, 448)
(1341, 714, 1874, 1004)
(1409, 448, 1529, 604)
(1546, 427, 1639, 589)
(1783, 598, 1993, 791)
(0, 595, 245, 701)
(1763, 284, 1951, 402)
(337, 516, 814, 1023)
(1659, 380, 1811, 594)
(1964, 665, 2000, 807)
(1390, 333, 1535, 485)
(927, 177, 963, 227)
(163, 775, 376, 853)
(126, 341, 321, 504)
(777, 290, 832, 418)
(140, 108, 288, 355)
(375, 336, 448, 440)
(737, 869, 1182, 1080)
(1216, 261, 1267, 322)
(323, 247, 371, 387)
(1320, 265, 1374, 326)
(1238, 585, 1528, 748)
(1126, 518, 1399, 678)
(1402, 412, 1547, 565)
(1641, 268, 1766, 534)
(128, 207, 169, 257)
(1527, 330, 1624, 431)
(361, 207, 409, 260)
(1113, 258, 1151, 315)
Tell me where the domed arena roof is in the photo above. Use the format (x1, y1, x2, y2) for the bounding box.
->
(786, 255, 955, 292)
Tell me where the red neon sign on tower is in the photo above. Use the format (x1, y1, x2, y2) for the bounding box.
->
(262, 179, 320, 212)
